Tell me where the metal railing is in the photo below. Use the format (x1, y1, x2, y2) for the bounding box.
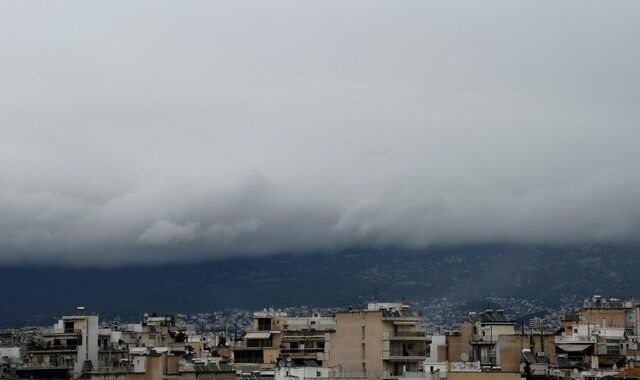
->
(393, 331, 428, 338)
(389, 350, 426, 357)
(555, 335, 596, 343)
(27, 344, 78, 352)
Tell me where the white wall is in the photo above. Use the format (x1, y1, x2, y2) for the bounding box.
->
(0, 347, 20, 360)
(427, 335, 446, 363)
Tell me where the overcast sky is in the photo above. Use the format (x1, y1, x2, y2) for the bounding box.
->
(1, 1, 639, 265)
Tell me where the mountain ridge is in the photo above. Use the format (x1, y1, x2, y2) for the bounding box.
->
(1, 244, 637, 327)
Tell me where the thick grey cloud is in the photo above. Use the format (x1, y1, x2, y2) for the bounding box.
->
(1, 0, 639, 264)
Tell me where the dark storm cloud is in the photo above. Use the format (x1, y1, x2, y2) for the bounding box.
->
(1, 0, 639, 264)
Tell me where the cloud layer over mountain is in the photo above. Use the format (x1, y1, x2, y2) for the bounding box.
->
(1, 1, 639, 264)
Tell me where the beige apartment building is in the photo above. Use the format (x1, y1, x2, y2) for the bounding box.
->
(232, 310, 287, 369)
(232, 310, 335, 370)
(437, 309, 553, 373)
(327, 301, 430, 380)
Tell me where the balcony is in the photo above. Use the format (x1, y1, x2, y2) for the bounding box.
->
(43, 329, 82, 337)
(390, 331, 430, 341)
(282, 334, 327, 341)
(27, 344, 78, 353)
(383, 331, 431, 342)
(555, 335, 597, 343)
(383, 350, 426, 361)
(232, 341, 274, 350)
(479, 357, 497, 366)
(280, 347, 324, 353)
(383, 371, 429, 379)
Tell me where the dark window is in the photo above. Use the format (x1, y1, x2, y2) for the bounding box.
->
(234, 350, 263, 363)
(247, 338, 272, 348)
(258, 318, 271, 331)
(64, 322, 75, 333)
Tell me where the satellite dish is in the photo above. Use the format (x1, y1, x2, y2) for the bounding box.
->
(460, 353, 469, 362)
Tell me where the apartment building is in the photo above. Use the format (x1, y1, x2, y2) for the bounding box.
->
(433, 308, 556, 376)
(327, 301, 430, 380)
(281, 313, 335, 366)
(232, 310, 336, 370)
(556, 296, 629, 370)
(18, 307, 99, 378)
(81, 347, 235, 380)
(468, 310, 516, 368)
(232, 310, 287, 369)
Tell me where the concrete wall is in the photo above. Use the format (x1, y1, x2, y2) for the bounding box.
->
(72, 315, 99, 374)
(478, 324, 515, 342)
(0, 347, 20, 359)
(495, 334, 556, 372)
(427, 335, 446, 363)
(145, 353, 165, 380)
(445, 324, 474, 362)
(263, 347, 280, 367)
(327, 311, 382, 380)
(583, 308, 625, 328)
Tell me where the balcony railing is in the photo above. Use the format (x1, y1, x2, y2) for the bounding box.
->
(232, 341, 274, 349)
(385, 371, 428, 379)
(555, 335, 597, 343)
(386, 350, 426, 359)
(43, 329, 82, 336)
(27, 345, 78, 352)
(281, 346, 324, 352)
(479, 357, 497, 365)
(392, 331, 428, 338)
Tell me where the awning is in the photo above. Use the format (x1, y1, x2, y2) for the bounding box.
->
(557, 344, 591, 352)
(245, 332, 272, 339)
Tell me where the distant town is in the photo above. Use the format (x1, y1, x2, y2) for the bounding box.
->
(1, 295, 640, 379)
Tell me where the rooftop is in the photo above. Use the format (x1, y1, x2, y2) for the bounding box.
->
(477, 309, 512, 323)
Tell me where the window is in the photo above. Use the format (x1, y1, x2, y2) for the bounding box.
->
(64, 322, 75, 333)
(247, 338, 272, 348)
(361, 326, 366, 340)
(257, 318, 271, 331)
